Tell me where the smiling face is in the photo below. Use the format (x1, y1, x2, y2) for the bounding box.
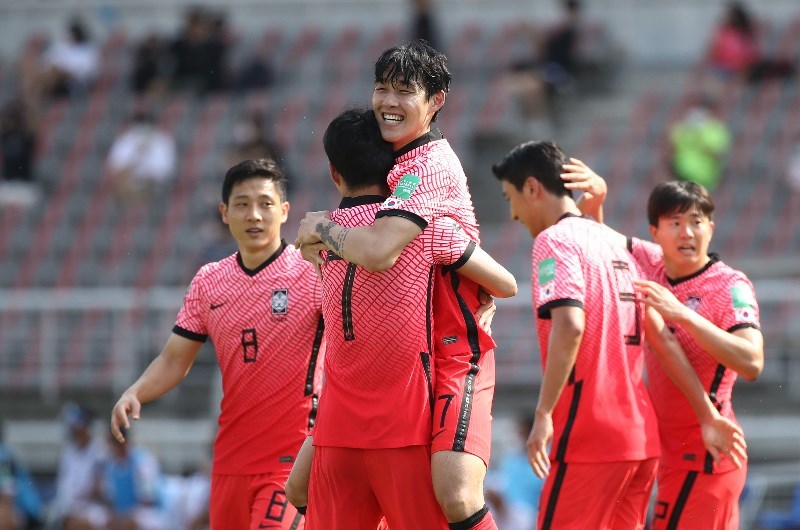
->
(220, 177, 288, 265)
(650, 207, 715, 279)
(372, 80, 445, 151)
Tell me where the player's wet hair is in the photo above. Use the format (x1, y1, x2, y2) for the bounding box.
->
(491, 140, 573, 199)
(647, 181, 715, 226)
(374, 39, 451, 121)
(324, 107, 394, 193)
(222, 158, 288, 204)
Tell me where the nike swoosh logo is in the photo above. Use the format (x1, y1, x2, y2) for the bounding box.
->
(210, 303, 226, 310)
(432, 428, 446, 441)
(258, 525, 279, 529)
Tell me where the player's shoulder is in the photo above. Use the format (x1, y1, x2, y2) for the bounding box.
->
(193, 253, 238, 281)
(280, 244, 319, 277)
(707, 259, 756, 293)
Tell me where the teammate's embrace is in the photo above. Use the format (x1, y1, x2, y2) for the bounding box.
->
(111, 159, 324, 530)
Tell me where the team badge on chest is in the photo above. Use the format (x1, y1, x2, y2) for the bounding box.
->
(271, 289, 289, 316)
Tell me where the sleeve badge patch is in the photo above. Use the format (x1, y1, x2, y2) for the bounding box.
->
(731, 284, 756, 322)
(381, 174, 420, 210)
(538, 257, 556, 299)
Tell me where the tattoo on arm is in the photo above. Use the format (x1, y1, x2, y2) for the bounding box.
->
(317, 221, 350, 259)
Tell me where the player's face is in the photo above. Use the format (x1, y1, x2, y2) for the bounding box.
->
(501, 179, 540, 237)
(650, 208, 715, 277)
(372, 80, 445, 151)
(220, 178, 289, 259)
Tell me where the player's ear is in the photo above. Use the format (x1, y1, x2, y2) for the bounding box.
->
(219, 202, 229, 225)
(648, 223, 658, 241)
(429, 90, 445, 114)
(523, 176, 539, 198)
(280, 200, 290, 224)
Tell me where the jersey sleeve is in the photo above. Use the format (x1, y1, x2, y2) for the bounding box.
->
(173, 267, 210, 342)
(628, 237, 664, 280)
(717, 274, 761, 332)
(533, 231, 585, 319)
(376, 158, 451, 229)
(425, 216, 474, 267)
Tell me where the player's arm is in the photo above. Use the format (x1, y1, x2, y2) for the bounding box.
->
(285, 436, 314, 511)
(452, 245, 517, 298)
(634, 279, 764, 381)
(528, 305, 584, 479)
(110, 333, 203, 442)
(644, 307, 747, 467)
(295, 211, 421, 272)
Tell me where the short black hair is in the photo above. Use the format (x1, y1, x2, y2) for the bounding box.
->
(647, 181, 715, 226)
(491, 140, 573, 199)
(324, 107, 394, 191)
(374, 39, 451, 121)
(222, 158, 287, 204)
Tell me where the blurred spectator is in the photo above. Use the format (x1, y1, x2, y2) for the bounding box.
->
(670, 96, 731, 191)
(170, 8, 229, 94)
(130, 33, 169, 97)
(0, 99, 39, 210)
(0, 100, 36, 184)
(39, 17, 100, 98)
(539, 0, 582, 93)
(233, 47, 274, 92)
(0, 441, 43, 529)
(92, 430, 165, 530)
(225, 112, 284, 173)
(48, 403, 107, 530)
(106, 109, 177, 205)
(410, 0, 441, 52)
(497, 415, 544, 518)
(708, 2, 795, 83)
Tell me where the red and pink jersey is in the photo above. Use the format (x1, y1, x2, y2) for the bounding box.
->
(314, 195, 473, 449)
(629, 237, 761, 473)
(532, 214, 660, 463)
(174, 242, 324, 475)
(376, 130, 496, 356)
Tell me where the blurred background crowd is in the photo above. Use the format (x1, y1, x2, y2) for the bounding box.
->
(0, 0, 799, 528)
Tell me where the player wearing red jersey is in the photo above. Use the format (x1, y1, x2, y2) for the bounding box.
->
(110, 159, 323, 530)
(564, 174, 761, 529)
(292, 108, 514, 530)
(295, 41, 511, 530)
(492, 141, 665, 530)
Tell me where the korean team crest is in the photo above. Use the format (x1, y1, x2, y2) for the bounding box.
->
(538, 257, 556, 300)
(381, 173, 421, 210)
(271, 289, 289, 316)
(685, 296, 702, 312)
(731, 284, 756, 322)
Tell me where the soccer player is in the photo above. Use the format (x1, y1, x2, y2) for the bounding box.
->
(110, 159, 323, 530)
(295, 40, 509, 530)
(491, 140, 662, 530)
(303, 108, 514, 530)
(563, 170, 761, 529)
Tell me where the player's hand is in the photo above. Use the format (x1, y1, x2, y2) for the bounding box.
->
(299, 241, 328, 276)
(561, 158, 607, 202)
(700, 414, 747, 468)
(294, 211, 331, 247)
(634, 280, 691, 323)
(475, 288, 496, 335)
(527, 411, 554, 479)
(110, 392, 141, 443)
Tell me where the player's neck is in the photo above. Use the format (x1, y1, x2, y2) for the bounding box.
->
(239, 238, 283, 270)
(663, 255, 711, 281)
(544, 197, 581, 229)
(344, 184, 390, 198)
